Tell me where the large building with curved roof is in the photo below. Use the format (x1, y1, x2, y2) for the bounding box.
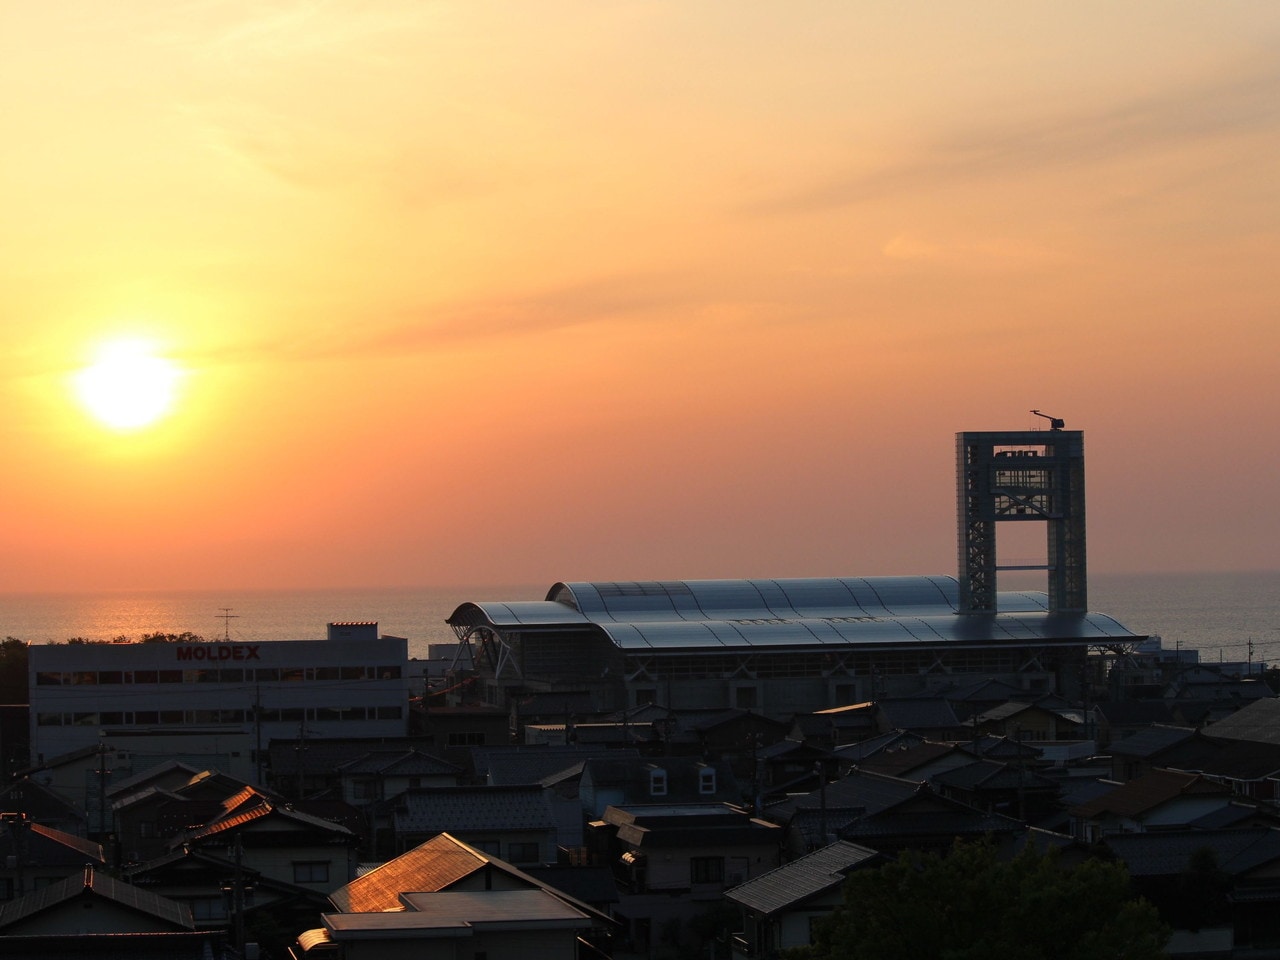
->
(446, 575, 1141, 718)
(445, 427, 1142, 718)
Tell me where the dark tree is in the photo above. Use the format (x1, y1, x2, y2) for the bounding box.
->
(790, 839, 1168, 960)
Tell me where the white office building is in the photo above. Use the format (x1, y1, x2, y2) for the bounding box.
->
(27, 623, 411, 765)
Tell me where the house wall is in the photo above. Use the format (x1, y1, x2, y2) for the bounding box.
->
(638, 835, 780, 893)
(235, 839, 357, 894)
(3, 895, 181, 935)
(339, 927, 580, 960)
(778, 906, 837, 951)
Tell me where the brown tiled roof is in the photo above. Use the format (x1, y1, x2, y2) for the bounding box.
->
(329, 833, 490, 912)
(1070, 769, 1229, 819)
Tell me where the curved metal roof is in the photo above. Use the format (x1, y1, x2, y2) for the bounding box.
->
(446, 576, 1139, 652)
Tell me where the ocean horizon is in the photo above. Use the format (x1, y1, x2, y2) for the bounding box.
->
(1, 570, 1276, 667)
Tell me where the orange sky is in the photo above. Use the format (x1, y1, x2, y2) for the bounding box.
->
(2, 2, 1277, 593)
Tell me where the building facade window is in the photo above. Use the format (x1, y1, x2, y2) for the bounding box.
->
(698, 767, 717, 795)
(648, 768, 668, 797)
(293, 861, 330, 884)
(507, 842, 539, 863)
(690, 856, 725, 885)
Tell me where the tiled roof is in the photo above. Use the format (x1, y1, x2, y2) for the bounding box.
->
(181, 800, 355, 844)
(0, 818, 104, 866)
(930, 760, 1027, 791)
(726, 841, 880, 915)
(1203, 698, 1280, 746)
(857, 741, 957, 777)
(1070, 769, 1229, 820)
(330, 833, 489, 912)
(1104, 828, 1280, 878)
(877, 698, 962, 730)
(103, 760, 205, 798)
(831, 731, 926, 763)
(481, 747, 619, 786)
(0, 866, 193, 931)
(582, 755, 740, 803)
(340, 749, 462, 778)
(393, 785, 553, 835)
(1108, 724, 1198, 759)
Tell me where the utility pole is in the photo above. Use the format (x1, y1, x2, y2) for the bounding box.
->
(295, 722, 308, 801)
(218, 608, 240, 641)
(253, 683, 264, 787)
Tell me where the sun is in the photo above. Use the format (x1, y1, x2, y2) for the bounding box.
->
(74, 339, 183, 431)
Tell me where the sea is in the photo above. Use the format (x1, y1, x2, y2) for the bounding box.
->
(1, 571, 1277, 668)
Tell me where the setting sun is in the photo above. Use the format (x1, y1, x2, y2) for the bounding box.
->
(73, 340, 182, 431)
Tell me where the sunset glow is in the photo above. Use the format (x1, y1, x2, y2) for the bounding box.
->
(74, 340, 182, 431)
(1, 3, 1277, 593)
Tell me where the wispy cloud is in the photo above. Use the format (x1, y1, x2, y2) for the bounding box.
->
(763, 51, 1280, 214)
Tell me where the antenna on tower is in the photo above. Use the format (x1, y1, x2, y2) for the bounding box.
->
(218, 607, 240, 641)
(1030, 409, 1065, 430)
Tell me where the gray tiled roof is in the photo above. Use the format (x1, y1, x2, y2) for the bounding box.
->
(1104, 828, 1280, 878)
(876, 698, 962, 730)
(393, 785, 554, 834)
(1203, 698, 1280, 746)
(0, 866, 193, 931)
(1108, 724, 1197, 758)
(726, 841, 880, 915)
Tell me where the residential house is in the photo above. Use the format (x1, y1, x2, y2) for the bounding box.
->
(754, 739, 837, 801)
(302, 832, 615, 960)
(0, 865, 218, 959)
(579, 755, 741, 819)
(387, 784, 558, 865)
(966, 698, 1084, 742)
(1068, 769, 1235, 842)
(334, 748, 461, 808)
(726, 840, 881, 960)
(415, 704, 512, 766)
(113, 769, 275, 863)
(0, 776, 87, 837)
(589, 802, 781, 957)
(304, 889, 601, 960)
(766, 768, 1024, 858)
(0, 812, 104, 901)
(1203, 696, 1280, 747)
(266, 736, 450, 800)
(929, 759, 1064, 822)
(1105, 725, 1200, 782)
(1090, 700, 1194, 751)
(935, 677, 1028, 722)
(872, 698, 967, 740)
(178, 796, 361, 895)
(1103, 827, 1280, 955)
(124, 844, 332, 935)
(788, 707, 876, 750)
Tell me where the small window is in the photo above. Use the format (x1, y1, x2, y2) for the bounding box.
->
(507, 842, 540, 864)
(293, 861, 330, 884)
(699, 766, 717, 795)
(690, 856, 725, 885)
(649, 768, 668, 797)
(190, 898, 225, 920)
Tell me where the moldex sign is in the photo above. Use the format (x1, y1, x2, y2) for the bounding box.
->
(175, 644, 262, 661)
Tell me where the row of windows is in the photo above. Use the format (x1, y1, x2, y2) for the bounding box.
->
(36, 705, 405, 726)
(35, 665, 404, 686)
(626, 647, 1077, 679)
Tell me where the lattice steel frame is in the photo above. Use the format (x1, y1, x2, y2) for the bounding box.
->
(957, 430, 1087, 613)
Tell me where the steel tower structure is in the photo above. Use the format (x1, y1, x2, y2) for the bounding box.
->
(956, 426, 1086, 614)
